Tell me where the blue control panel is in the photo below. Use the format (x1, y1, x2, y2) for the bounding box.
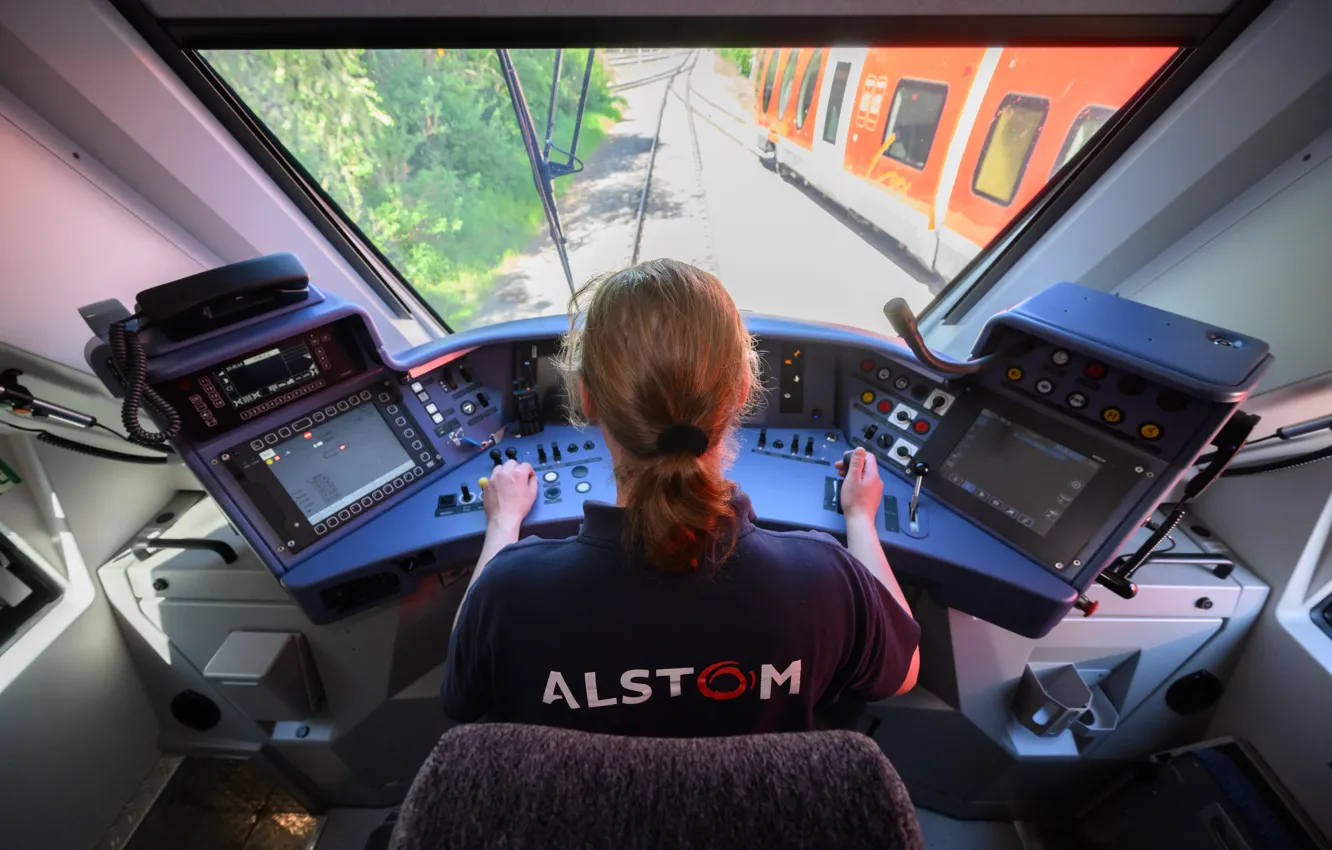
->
(89, 284, 1270, 638)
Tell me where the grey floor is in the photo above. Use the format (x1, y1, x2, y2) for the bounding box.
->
(312, 806, 1028, 850)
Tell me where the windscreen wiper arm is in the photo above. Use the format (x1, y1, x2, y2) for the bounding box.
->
(497, 49, 576, 297)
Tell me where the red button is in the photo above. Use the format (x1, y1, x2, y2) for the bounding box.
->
(860, 359, 874, 372)
(878, 400, 892, 414)
(913, 420, 930, 434)
(1084, 362, 1107, 380)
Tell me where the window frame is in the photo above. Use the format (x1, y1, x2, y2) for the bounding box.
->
(970, 93, 1052, 208)
(822, 60, 853, 145)
(0, 533, 63, 653)
(795, 49, 824, 130)
(106, 0, 1269, 338)
(1050, 104, 1118, 179)
(880, 77, 949, 171)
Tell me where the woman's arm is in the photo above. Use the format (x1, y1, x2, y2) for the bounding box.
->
(453, 458, 536, 628)
(837, 447, 921, 694)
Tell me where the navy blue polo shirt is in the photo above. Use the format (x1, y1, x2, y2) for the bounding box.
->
(440, 492, 919, 737)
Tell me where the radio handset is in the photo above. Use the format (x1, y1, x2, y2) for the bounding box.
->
(882, 298, 993, 376)
(110, 254, 311, 447)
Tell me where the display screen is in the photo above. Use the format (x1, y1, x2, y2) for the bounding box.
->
(260, 404, 414, 524)
(941, 409, 1102, 537)
(217, 341, 319, 408)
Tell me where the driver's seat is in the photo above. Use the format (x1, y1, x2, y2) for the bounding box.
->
(387, 723, 923, 849)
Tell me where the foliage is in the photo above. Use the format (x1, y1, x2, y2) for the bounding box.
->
(204, 48, 621, 328)
(715, 48, 755, 78)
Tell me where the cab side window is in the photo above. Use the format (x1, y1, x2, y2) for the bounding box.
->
(881, 79, 949, 170)
(762, 50, 781, 113)
(972, 94, 1051, 206)
(0, 535, 60, 649)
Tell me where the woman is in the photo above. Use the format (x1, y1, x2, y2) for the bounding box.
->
(440, 259, 919, 737)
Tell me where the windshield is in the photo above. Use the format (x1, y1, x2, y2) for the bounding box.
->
(202, 46, 1174, 333)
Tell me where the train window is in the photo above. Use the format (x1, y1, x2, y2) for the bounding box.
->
(881, 79, 949, 170)
(761, 50, 780, 113)
(972, 94, 1051, 207)
(1051, 105, 1117, 177)
(822, 61, 852, 145)
(777, 49, 800, 119)
(795, 49, 823, 130)
(199, 47, 1174, 334)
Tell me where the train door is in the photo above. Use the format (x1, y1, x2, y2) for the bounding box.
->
(937, 47, 1173, 278)
(756, 48, 799, 151)
(837, 47, 988, 272)
(785, 48, 867, 208)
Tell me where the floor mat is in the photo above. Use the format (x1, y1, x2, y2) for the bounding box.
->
(123, 757, 318, 850)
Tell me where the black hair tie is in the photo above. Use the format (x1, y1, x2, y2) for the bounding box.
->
(656, 424, 710, 457)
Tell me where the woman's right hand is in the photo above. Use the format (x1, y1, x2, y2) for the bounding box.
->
(483, 459, 537, 533)
(836, 447, 883, 522)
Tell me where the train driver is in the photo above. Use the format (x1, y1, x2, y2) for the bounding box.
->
(440, 258, 920, 736)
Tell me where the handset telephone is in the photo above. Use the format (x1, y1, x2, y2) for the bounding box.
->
(103, 254, 310, 446)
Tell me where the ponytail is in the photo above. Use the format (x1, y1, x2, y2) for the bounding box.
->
(558, 259, 761, 573)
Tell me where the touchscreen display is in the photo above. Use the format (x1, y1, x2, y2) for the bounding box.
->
(217, 341, 319, 408)
(941, 409, 1102, 537)
(260, 405, 414, 524)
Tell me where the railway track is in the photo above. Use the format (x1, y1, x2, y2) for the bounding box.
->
(629, 49, 699, 266)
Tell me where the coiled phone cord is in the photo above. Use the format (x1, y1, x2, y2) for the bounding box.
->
(108, 319, 181, 447)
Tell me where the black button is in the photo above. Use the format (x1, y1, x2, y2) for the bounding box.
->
(545, 487, 561, 499)
(1118, 374, 1147, 395)
(896, 446, 910, 457)
(896, 411, 909, 421)
(571, 465, 589, 478)
(583, 440, 595, 450)
(876, 433, 891, 449)
(567, 443, 578, 453)
(863, 424, 878, 439)
(773, 439, 784, 449)
(1157, 389, 1188, 412)
(505, 447, 517, 459)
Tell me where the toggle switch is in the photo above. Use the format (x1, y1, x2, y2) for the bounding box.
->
(460, 483, 473, 503)
(537, 445, 548, 464)
(489, 449, 502, 465)
(758, 429, 767, 448)
(790, 434, 800, 453)
(505, 446, 518, 460)
(552, 443, 562, 462)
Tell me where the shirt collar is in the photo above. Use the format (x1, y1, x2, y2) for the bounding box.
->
(579, 489, 756, 545)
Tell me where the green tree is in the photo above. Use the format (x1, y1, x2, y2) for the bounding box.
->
(205, 48, 621, 328)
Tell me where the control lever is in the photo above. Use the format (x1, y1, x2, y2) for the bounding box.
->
(908, 461, 929, 525)
(882, 298, 992, 376)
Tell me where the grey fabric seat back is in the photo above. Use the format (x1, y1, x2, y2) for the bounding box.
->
(390, 723, 924, 850)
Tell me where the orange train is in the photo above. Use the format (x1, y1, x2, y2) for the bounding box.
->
(752, 47, 1173, 279)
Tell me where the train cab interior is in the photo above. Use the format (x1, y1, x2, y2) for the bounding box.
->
(3, 0, 1332, 848)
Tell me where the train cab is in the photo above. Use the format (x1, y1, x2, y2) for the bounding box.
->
(2, 1, 1332, 848)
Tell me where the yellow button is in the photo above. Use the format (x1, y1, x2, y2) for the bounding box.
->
(1101, 407, 1124, 424)
(860, 391, 875, 404)
(478, 476, 489, 489)
(1138, 422, 1162, 441)
(1006, 367, 1024, 382)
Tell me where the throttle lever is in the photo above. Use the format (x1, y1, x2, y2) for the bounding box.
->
(908, 460, 929, 524)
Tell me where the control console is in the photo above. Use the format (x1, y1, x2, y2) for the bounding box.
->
(85, 283, 1270, 638)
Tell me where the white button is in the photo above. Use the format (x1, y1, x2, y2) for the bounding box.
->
(395, 417, 407, 426)
(404, 428, 415, 438)
(413, 466, 424, 476)
(360, 391, 371, 401)
(264, 434, 278, 444)
(313, 412, 325, 422)
(411, 381, 423, 393)
(575, 482, 591, 494)
(387, 404, 399, 414)
(337, 401, 349, 411)
(338, 509, 351, 521)
(378, 392, 391, 402)
(543, 471, 559, 483)
(425, 403, 438, 414)
(350, 502, 362, 514)
(432, 413, 444, 424)
(419, 452, 431, 461)
(314, 523, 326, 534)
(361, 497, 373, 508)
(404, 471, 415, 482)
(411, 440, 423, 450)
(278, 427, 291, 438)
(373, 490, 384, 501)
(349, 395, 360, 406)
(326, 515, 339, 528)
(325, 406, 337, 417)
(251, 440, 265, 451)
